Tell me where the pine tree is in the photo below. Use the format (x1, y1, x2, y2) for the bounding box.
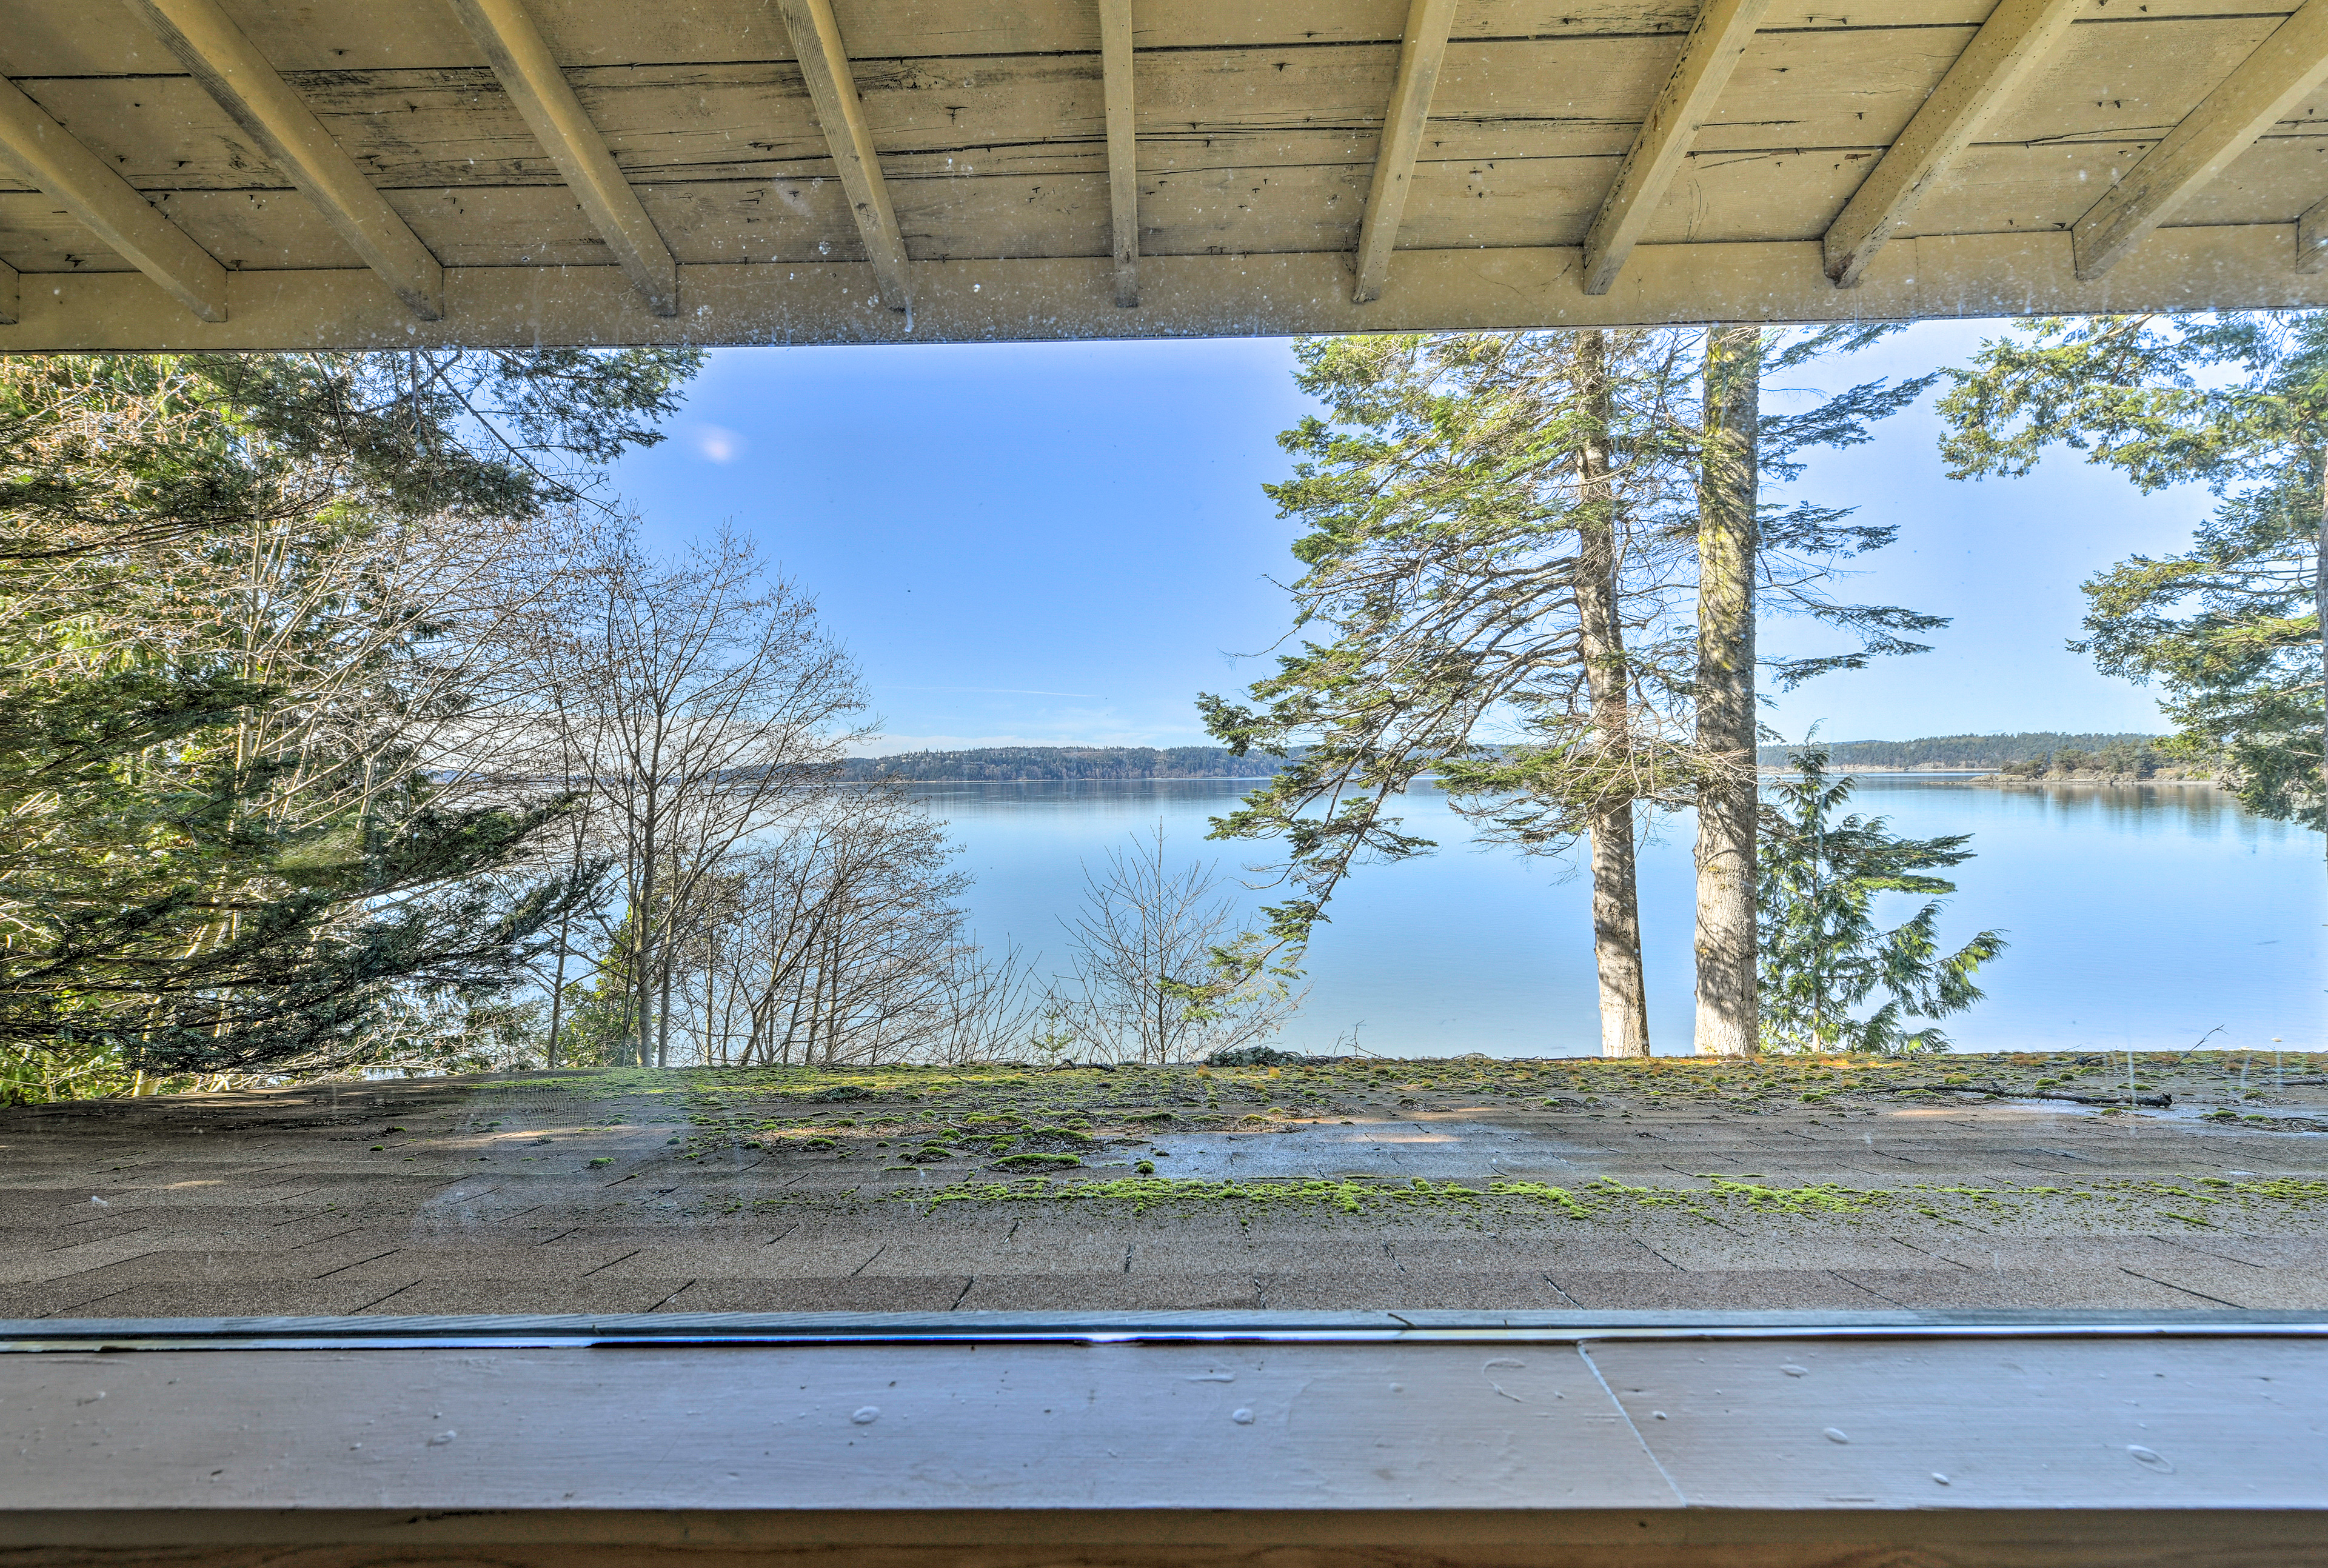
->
(1201, 330, 1701, 1056)
(0, 345, 701, 1086)
(1938, 312, 2328, 840)
(1756, 746, 2007, 1055)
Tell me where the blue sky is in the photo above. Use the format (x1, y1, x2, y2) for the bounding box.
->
(606, 323, 2211, 754)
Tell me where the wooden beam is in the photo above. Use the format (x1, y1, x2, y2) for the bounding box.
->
(0, 253, 17, 326)
(0, 76, 227, 322)
(1822, 0, 2082, 289)
(2299, 191, 2328, 272)
(772, 0, 912, 314)
(1351, 0, 1459, 305)
(15, 230, 2328, 355)
(122, 0, 445, 319)
(2072, 0, 2328, 281)
(1098, 0, 1140, 309)
(1580, 0, 1776, 297)
(444, 0, 679, 316)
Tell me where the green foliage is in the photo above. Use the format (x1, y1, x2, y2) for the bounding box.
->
(1757, 746, 2007, 1054)
(2078, 470, 2319, 818)
(1993, 738, 2167, 779)
(841, 746, 1286, 782)
(0, 346, 698, 1085)
(1936, 313, 2325, 829)
(1202, 328, 1942, 982)
(1201, 332, 1704, 969)
(1756, 731, 2164, 769)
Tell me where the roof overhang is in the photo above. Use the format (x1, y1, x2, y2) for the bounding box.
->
(5, 0, 2328, 349)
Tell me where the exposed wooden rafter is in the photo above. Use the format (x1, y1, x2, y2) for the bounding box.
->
(447, 0, 678, 316)
(1822, 0, 2082, 289)
(1580, 0, 1775, 296)
(0, 75, 228, 322)
(1351, 0, 1459, 305)
(1098, 0, 1140, 308)
(2072, 0, 2328, 281)
(122, 0, 445, 319)
(774, 0, 912, 314)
(0, 253, 18, 325)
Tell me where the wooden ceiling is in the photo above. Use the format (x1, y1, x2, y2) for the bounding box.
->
(5, 0, 2328, 348)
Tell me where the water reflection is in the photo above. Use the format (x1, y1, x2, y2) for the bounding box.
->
(912, 775, 2321, 1058)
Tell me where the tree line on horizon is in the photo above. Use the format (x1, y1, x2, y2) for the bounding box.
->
(840, 747, 1286, 782)
(1754, 732, 2164, 770)
(0, 353, 1309, 1101)
(0, 313, 2316, 1095)
(1198, 318, 2322, 1059)
(841, 733, 2167, 780)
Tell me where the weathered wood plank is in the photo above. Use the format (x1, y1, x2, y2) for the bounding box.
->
(448, 0, 679, 313)
(21, 122, 2322, 283)
(1822, 0, 2084, 286)
(0, 195, 144, 272)
(1353, 0, 1460, 302)
(777, 0, 915, 311)
(7, 225, 2328, 351)
(1099, 0, 1139, 305)
(1982, 13, 2296, 144)
(0, 76, 227, 318)
(0, 1328, 2322, 1568)
(1580, 0, 1779, 293)
(8, 2, 2328, 288)
(0, 252, 17, 322)
(4, 0, 2303, 79)
(5, 19, 2304, 192)
(1910, 130, 2328, 235)
(125, 0, 446, 316)
(2070, 0, 2328, 276)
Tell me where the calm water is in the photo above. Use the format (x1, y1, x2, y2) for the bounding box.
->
(911, 776, 2325, 1058)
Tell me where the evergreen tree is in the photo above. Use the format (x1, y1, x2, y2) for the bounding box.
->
(1201, 330, 1701, 1056)
(0, 345, 701, 1087)
(1202, 328, 1939, 1058)
(1937, 312, 2327, 838)
(2079, 469, 2316, 812)
(1757, 746, 2007, 1055)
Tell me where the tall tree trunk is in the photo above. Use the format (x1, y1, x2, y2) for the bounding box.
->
(2317, 445, 2325, 871)
(1694, 325, 1761, 1058)
(1573, 330, 1652, 1058)
(634, 812, 655, 1069)
(544, 811, 583, 1070)
(545, 906, 569, 1070)
(658, 953, 675, 1068)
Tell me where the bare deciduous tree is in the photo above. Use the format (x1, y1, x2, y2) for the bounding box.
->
(1046, 825, 1303, 1064)
(532, 524, 872, 1066)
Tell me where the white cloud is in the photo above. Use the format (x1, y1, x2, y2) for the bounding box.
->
(691, 424, 743, 462)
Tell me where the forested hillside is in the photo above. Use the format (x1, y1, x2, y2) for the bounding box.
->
(843, 746, 1286, 781)
(1756, 732, 2162, 769)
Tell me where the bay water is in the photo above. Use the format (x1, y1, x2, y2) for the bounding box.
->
(910, 775, 2324, 1058)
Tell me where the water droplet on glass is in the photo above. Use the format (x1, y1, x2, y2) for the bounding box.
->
(1781, 1364, 1807, 1377)
(1231, 1407, 1256, 1425)
(1931, 1472, 1950, 1486)
(851, 1406, 880, 1426)
(427, 1430, 457, 1446)
(1824, 1427, 1850, 1444)
(2127, 1444, 2173, 1473)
